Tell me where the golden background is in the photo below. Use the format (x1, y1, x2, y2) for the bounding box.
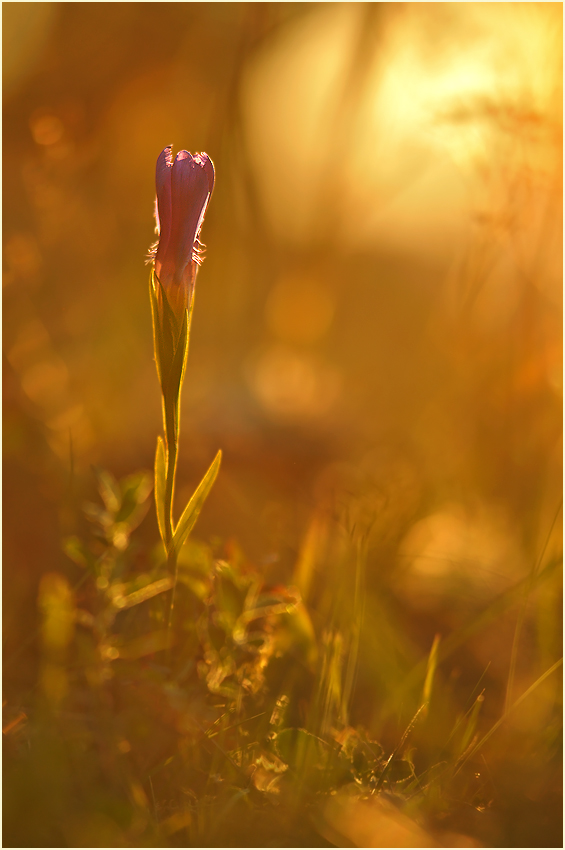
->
(3, 4, 562, 846)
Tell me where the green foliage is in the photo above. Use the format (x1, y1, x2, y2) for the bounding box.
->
(154, 436, 167, 546)
(10, 466, 417, 844)
(149, 269, 189, 395)
(172, 450, 222, 555)
(5, 461, 563, 847)
(83, 466, 153, 552)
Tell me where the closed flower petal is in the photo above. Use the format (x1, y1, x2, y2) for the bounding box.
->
(153, 146, 214, 317)
(154, 145, 173, 263)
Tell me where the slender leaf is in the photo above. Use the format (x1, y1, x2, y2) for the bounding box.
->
(422, 633, 441, 709)
(117, 629, 173, 659)
(63, 536, 95, 572)
(165, 305, 189, 401)
(154, 436, 167, 545)
(93, 466, 121, 514)
(454, 658, 563, 773)
(458, 691, 484, 757)
(115, 471, 153, 525)
(111, 576, 174, 610)
(154, 272, 181, 389)
(149, 270, 164, 384)
(121, 470, 153, 504)
(273, 728, 341, 790)
(83, 501, 112, 529)
(172, 450, 222, 554)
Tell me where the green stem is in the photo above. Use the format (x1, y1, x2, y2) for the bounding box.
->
(150, 271, 193, 653)
(163, 393, 179, 551)
(163, 391, 180, 638)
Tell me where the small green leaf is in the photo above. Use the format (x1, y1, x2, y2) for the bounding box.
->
(62, 536, 95, 571)
(172, 450, 222, 554)
(177, 571, 210, 600)
(121, 470, 153, 506)
(177, 539, 214, 574)
(83, 501, 112, 529)
(149, 269, 164, 383)
(117, 629, 173, 660)
(93, 467, 121, 514)
(154, 437, 167, 546)
(115, 471, 153, 528)
(110, 576, 174, 610)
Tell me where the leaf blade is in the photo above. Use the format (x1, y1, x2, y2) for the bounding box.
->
(172, 450, 222, 554)
(93, 466, 120, 514)
(154, 436, 167, 546)
(112, 576, 174, 610)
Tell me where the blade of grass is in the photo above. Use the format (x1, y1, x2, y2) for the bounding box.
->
(341, 537, 366, 727)
(422, 633, 441, 714)
(379, 554, 561, 723)
(445, 663, 491, 748)
(455, 657, 563, 775)
(458, 690, 485, 757)
(375, 703, 427, 791)
(505, 498, 562, 713)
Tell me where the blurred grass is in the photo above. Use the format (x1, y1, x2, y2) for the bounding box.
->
(3, 3, 562, 847)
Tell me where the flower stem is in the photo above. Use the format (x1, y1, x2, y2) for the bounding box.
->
(162, 392, 180, 640)
(149, 270, 193, 656)
(163, 396, 179, 551)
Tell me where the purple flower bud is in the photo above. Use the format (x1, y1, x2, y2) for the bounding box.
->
(153, 146, 215, 316)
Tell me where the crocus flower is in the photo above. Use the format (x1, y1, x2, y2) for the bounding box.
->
(153, 146, 215, 319)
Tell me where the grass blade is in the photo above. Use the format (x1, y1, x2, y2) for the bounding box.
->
(455, 657, 563, 774)
(422, 633, 441, 713)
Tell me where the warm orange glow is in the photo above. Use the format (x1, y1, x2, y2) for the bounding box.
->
(243, 3, 562, 264)
(4, 4, 562, 847)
